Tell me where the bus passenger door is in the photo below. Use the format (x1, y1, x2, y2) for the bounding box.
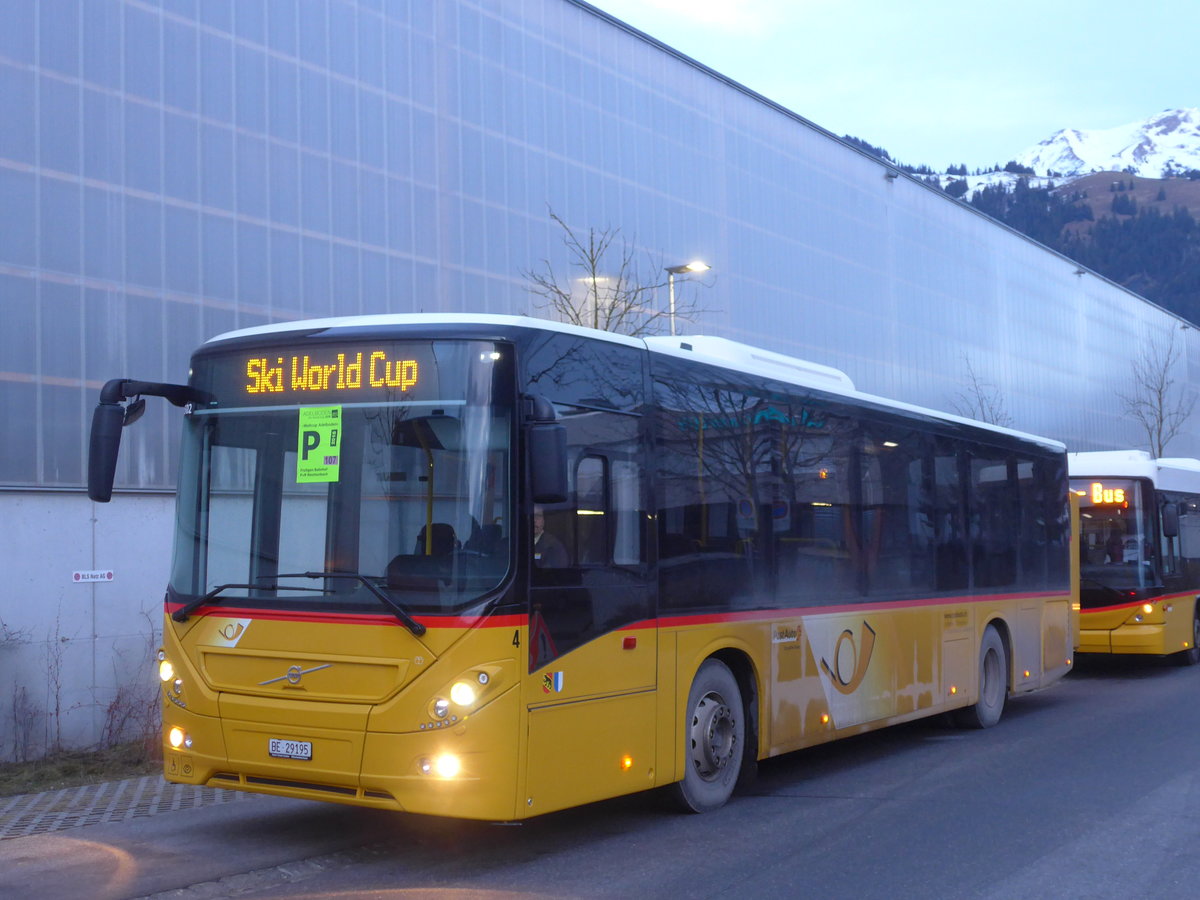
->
(522, 437, 658, 817)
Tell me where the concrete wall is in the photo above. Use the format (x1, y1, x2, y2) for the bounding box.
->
(0, 492, 172, 760)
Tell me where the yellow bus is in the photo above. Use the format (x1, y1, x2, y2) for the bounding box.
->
(1068, 450, 1200, 664)
(88, 314, 1075, 819)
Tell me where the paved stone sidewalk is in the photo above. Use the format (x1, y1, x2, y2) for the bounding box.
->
(0, 775, 258, 840)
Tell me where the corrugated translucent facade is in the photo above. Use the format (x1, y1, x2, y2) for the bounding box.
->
(2, 0, 1197, 491)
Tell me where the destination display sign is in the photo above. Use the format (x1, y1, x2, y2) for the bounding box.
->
(246, 350, 419, 397)
(191, 341, 452, 408)
(1088, 482, 1127, 505)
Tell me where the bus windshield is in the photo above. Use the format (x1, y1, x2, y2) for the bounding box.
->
(169, 339, 513, 614)
(1073, 477, 1155, 594)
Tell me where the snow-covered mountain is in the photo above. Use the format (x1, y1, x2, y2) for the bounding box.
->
(1014, 108, 1200, 178)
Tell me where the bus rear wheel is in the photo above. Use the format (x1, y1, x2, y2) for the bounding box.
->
(954, 625, 1007, 729)
(1174, 604, 1200, 667)
(670, 659, 745, 813)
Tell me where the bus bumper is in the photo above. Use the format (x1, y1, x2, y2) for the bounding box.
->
(162, 687, 522, 820)
(1080, 624, 1169, 655)
(359, 686, 522, 821)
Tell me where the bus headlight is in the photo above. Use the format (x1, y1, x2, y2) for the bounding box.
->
(1142, 603, 1154, 615)
(426, 664, 507, 724)
(450, 681, 477, 707)
(418, 754, 463, 778)
(159, 659, 176, 682)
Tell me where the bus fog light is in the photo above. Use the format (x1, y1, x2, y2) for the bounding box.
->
(168, 726, 186, 749)
(159, 659, 175, 682)
(450, 682, 476, 706)
(434, 754, 461, 778)
(419, 758, 432, 775)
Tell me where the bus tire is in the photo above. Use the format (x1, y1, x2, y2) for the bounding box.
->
(1174, 604, 1200, 667)
(670, 658, 745, 813)
(954, 625, 1007, 729)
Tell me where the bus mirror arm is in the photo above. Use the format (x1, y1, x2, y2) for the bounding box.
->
(87, 378, 210, 503)
(523, 394, 568, 504)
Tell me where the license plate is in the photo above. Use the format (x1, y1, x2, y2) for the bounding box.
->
(268, 738, 312, 760)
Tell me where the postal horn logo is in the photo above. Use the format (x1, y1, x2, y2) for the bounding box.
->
(820, 621, 877, 695)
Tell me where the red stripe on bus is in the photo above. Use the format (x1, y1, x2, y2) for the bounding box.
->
(1084, 590, 1199, 614)
(169, 588, 1065, 631)
(163, 602, 527, 629)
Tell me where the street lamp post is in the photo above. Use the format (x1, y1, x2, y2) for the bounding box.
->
(665, 260, 711, 336)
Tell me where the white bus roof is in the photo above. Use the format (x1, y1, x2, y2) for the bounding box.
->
(644, 334, 1063, 452)
(205, 312, 648, 350)
(1068, 450, 1200, 492)
(206, 314, 1064, 452)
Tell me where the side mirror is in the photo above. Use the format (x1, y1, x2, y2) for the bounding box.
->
(1162, 503, 1180, 539)
(87, 378, 205, 503)
(88, 400, 126, 503)
(525, 394, 567, 504)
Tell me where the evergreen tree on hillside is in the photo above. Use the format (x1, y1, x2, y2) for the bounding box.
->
(842, 136, 893, 161)
(1112, 193, 1137, 215)
(945, 178, 969, 199)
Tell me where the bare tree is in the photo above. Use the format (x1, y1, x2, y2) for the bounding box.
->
(1119, 330, 1196, 457)
(951, 355, 1014, 428)
(522, 210, 710, 337)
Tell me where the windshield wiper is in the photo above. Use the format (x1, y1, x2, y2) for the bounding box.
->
(172, 574, 426, 637)
(275, 572, 427, 637)
(170, 581, 326, 623)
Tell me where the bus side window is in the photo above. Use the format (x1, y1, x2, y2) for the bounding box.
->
(575, 455, 608, 564)
(1179, 500, 1200, 559)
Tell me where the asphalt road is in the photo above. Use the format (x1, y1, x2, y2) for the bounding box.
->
(4, 655, 1200, 900)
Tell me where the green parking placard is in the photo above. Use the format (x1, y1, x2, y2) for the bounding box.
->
(296, 406, 342, 483)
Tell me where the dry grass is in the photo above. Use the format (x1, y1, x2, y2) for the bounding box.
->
(1061, 172, 1200, 238)
(0, 742, 161, 798)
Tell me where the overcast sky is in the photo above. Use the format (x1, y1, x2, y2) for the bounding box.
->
(585, 0, 1197, 170)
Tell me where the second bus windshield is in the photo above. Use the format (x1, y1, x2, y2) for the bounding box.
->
(1075, 478, 1155, 592)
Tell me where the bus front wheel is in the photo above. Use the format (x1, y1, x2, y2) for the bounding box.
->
(671, 659, 745, 813)
(954, 625, 1008, 729)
